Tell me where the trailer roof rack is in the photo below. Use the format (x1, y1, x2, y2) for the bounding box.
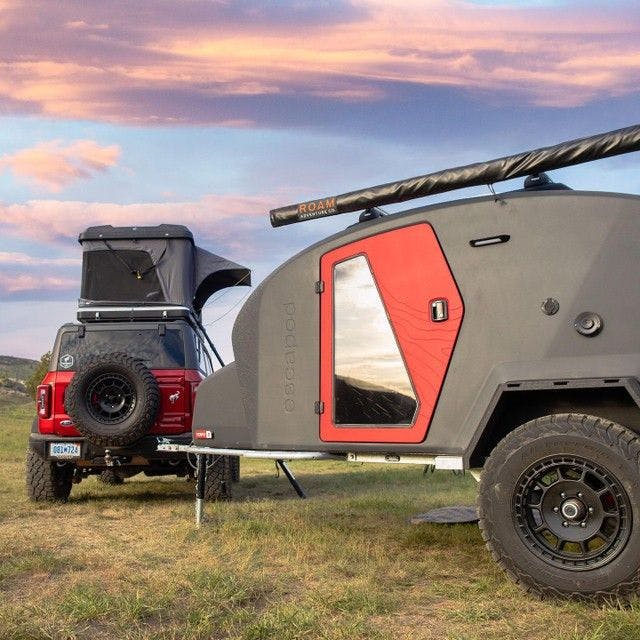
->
(270, 124, 640, 228)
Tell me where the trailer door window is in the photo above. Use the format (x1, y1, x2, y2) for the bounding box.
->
(333, 255, 417, 425)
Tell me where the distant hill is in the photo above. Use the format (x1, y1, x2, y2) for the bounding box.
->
(0, 356, 38, 407)
(334, 375, 416, 425)
(0, 356, 38, 382)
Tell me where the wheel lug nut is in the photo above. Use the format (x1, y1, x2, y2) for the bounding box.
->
(553, 507, 559, 513)
(560, 492, 567, 499)
(562, 521, 569, 527)
(577, 492, 583, 498)
(580, 522, 586, 528)
(588, 507, 594, 514)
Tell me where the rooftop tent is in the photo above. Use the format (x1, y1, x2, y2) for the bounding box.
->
(78, 224, 250, 313)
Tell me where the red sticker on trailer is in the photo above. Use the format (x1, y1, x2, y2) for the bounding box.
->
(194, 429, 213, 439)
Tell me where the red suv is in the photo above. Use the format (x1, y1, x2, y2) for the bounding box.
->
(26, 224, 249, 501)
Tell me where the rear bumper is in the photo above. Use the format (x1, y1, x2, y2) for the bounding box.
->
(28, 433, 192, 463)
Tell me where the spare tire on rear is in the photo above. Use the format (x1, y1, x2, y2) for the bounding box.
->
(65, 353, 160, 447)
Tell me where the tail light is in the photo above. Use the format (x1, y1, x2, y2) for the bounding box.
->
(36, 384, 51, 419)
(189, 381, 199, 412)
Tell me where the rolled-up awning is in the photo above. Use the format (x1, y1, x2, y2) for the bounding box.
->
(270, 123, 640, 227)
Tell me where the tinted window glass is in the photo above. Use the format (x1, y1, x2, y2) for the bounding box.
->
(81, 250, 165, 302)
(57, 328, 185, 370)
(333, 255, 417, 425)
(195, 333, 213, 375)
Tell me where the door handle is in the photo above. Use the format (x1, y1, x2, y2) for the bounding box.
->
(430, 299, 448, 322)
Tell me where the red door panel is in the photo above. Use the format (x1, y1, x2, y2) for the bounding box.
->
(319, 223, 463, 443)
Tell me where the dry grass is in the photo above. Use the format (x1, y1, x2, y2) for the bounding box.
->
(1, 403, 640, 639)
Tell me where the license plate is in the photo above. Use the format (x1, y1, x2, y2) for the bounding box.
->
(49, 442, 82, 459)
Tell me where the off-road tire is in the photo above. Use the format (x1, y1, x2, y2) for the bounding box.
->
(98, 469, 124, 485)
(65, 352, 160, 447)
(479, 414, 640, 601)
(204, 455, 233, 501)
(229, 456, 240, 483)
(26, 448, 74, 502)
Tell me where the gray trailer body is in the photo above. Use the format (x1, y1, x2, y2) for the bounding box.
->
(193, 189, 640, 463)
(168, 126, 640, 599)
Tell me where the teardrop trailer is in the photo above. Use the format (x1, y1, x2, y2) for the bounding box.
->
(156, 124, 640, 600)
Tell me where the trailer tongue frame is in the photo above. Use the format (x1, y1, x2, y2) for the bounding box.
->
(157, 442, 464, 525)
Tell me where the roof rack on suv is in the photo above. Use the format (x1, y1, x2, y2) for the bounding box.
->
(77, 305, 193, 323)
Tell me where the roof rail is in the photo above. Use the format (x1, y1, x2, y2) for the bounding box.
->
(270, 124, 640, 228)
(77, 306, 193, 322)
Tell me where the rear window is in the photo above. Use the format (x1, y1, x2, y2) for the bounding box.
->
(56, 328, 185, 371)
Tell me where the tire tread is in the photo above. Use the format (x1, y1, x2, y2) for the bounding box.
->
(26, 448, 73, 502)
(478, 413, 640, 602)
(203, 455, 232, 501)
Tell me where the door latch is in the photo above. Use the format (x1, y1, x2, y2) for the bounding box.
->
(430, 299, 448, 322)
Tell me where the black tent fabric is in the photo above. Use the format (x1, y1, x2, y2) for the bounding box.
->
(78, 225, 250, 313)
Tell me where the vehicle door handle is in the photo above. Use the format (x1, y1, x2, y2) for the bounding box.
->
(430, 299, 448, 322)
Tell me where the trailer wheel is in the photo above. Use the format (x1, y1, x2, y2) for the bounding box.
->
(26, 448, 74, 502)
(478, 414, 640, 601)
(204, 455, 232, 501)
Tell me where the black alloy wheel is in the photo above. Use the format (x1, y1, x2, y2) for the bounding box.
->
(86, 372, 137, 424)
(479, 414, 640, 600)
(513, 455, 631, 570)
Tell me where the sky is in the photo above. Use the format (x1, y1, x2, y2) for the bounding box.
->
(0, 0, 639, 361)
(334, 255, 415, 396)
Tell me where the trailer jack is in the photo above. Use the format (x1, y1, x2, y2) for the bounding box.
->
(276, 459, 307, 499)
(195, 454, 206, 526)
(193, 453, 307, 526)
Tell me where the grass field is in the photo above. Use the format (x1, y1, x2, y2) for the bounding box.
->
(2, 404, 640, 639)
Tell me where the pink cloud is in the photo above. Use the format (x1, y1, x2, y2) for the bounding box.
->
(0, 251, 80, 266)
(0, 272, 76, 294)
(0, 193, 273, 245)
(0, 192, 282, 301)
(0, 0, 637, 121)
(0, 139, 120, 192)
(65, 20, 109, 31)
